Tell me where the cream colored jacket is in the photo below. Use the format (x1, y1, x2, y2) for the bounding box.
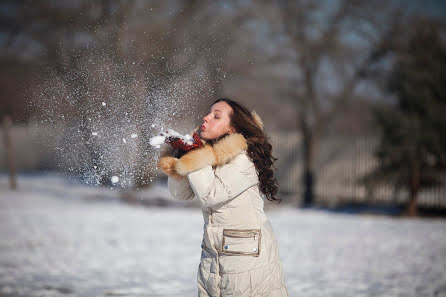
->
(158, 132, 289, 297)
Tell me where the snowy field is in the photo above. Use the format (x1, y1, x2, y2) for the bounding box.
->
(0, 173, 445, 297)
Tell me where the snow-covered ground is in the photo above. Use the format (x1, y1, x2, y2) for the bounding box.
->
(0, 173, 445, 297)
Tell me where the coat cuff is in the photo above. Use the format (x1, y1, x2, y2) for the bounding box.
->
(175, 145, 217, 176)
(158, 156, 183, 180)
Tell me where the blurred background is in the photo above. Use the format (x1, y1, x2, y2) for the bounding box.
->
(0, 1, 445, 296)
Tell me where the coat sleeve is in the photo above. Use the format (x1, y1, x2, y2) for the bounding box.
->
(186, 153, 258, 209)
(167, 176, 195, 201)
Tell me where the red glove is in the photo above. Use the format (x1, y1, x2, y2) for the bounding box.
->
(164, 131, 204, 152)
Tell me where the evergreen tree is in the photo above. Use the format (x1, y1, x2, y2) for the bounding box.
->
(369, 19, 446, 216)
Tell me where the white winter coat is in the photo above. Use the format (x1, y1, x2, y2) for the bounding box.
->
(158, 132, 289, 297)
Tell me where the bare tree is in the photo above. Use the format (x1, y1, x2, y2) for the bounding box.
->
(0, 0, 254, 188)
(270, 0, 404, 206)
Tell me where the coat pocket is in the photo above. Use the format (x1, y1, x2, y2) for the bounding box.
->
(220, 229, 261, 257)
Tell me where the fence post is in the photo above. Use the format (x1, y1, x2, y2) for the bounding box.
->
(2, 115, 17, 190)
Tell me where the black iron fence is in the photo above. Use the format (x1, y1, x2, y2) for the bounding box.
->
(1, 125, 445, 208)
(270, 132, 446, 208)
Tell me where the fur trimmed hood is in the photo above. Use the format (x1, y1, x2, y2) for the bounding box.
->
(157, 132, 248, 179)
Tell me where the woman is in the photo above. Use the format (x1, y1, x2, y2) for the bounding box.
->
(158, 98, 289, 297)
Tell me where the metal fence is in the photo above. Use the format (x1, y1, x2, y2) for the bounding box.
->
(2, 125, 444, 208)
(269, 131, 446, 208)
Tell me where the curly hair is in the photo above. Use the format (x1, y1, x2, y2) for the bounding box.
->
(208, 98, 281, 203)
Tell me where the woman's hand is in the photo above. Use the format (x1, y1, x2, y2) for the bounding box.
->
(165, 131, 204, 152)
(158, 131, 205, 179)
(158, 133, 246, 178)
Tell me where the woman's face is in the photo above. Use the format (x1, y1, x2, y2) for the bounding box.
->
(200, 101, 235, 140)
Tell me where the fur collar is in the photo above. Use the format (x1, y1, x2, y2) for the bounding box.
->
(158, 133, 247, 179)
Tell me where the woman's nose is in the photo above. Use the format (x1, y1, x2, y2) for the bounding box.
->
(203, 114, 209, 122)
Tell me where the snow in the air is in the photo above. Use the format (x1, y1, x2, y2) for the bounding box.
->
(148, 135, 165, 148)
(0, 173, 445, 297)
(31, 57, 206, 188)
(149, 128, 194, 148)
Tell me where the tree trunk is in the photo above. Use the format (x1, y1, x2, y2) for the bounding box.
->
(301, 118, 315, 207)
(406, 158, 420, 217)
(2, 115, 17, 190)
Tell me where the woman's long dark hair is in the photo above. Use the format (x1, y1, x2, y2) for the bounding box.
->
(209, 98, 281, 203)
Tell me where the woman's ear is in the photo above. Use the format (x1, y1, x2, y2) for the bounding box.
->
(228, 126, 236, 134)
